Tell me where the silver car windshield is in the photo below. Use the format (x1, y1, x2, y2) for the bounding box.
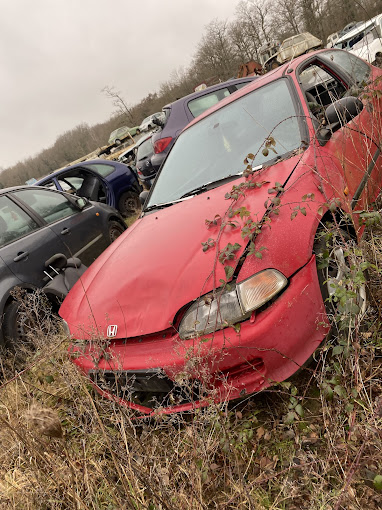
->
(147, 78, 302, 207)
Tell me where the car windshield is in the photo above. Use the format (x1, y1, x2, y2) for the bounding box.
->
(147, 79, 302, 207)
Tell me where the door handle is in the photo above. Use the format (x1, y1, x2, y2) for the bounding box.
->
(14, 251, 29, 262)
(61, 227, 70, 235)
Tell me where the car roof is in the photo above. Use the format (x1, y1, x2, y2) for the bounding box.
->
(35, 159, 122, 183)
(162, 76, 257, 111)
(183, 48, 358, 132)
(0, 185, 53, 195)
(336, 15, 380, 44)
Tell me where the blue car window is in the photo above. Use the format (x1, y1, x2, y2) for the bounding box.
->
(188, 88, 230, 118)
(85, 163, 115, 177)
(0, 196, 39, 247)
(235, 82, 253, 90)
(13, 189, 78, 225)
(59, 177, 84, 192)
(40, 180, 58, 191)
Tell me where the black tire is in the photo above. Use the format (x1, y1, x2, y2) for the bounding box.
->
(136, 129, 141, 135)
(313, 227, 367, 317)
(3, 299, 36, 348)
(115, 138, 121, 145)
(108, 220, 126, 243)
(118, 191, 141, 217)
(148, 124, 152, 130)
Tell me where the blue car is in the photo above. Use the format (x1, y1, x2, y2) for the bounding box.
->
(35, 160, 142, 217)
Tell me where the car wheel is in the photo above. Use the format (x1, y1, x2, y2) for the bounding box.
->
(2, 300, 27, 347)
(108, 220, 126, 243)
(148, 124, 152, 130)
(2, 298, 46, 349)
(136, 129, 141, 135)
(313, 227, 367, 318)
(115, 138, 121, 145)
(118, 191, 141, 217)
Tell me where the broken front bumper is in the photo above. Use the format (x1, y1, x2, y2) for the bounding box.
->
(71, 255, 329, 415)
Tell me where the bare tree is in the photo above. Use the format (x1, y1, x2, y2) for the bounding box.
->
(193, 19, 238, 81)
(271, 0, 301, 38)
(101, 86, 135, 125)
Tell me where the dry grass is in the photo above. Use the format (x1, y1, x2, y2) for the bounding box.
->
(0, 226, 381, 509)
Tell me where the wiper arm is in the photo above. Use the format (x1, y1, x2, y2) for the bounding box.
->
(145, 167, 263, 211)
(143, 195, 194, 213)
(144, 202, 175, 213)
(179, 184, 208, 199)
(179, 168, 262, 200)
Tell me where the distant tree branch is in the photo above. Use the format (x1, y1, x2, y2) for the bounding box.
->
(102, 86, 134, 125)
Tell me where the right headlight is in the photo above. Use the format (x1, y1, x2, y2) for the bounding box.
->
(179, 269, 287, 340)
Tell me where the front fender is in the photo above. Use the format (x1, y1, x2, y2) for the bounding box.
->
(237, 160, 351, 282)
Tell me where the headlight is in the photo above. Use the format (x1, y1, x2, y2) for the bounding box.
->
(179, 269, 287, 339)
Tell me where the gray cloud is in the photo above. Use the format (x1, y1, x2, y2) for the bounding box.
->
(0, 0, 239, 168)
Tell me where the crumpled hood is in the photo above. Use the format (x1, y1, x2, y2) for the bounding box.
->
(60, 157, 300, 340)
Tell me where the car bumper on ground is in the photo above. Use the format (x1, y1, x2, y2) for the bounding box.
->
(70, 255, 329, 416)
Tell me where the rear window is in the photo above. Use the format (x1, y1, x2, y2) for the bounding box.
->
(137, 138, 153, 160)
(85, 163, 115, 177)
(188, 88, 230, 117)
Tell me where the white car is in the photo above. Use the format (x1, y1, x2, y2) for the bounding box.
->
(335, 14, 382, 66)
(139, 112, 165, 132)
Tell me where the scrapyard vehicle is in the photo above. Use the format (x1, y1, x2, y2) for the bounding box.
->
(258, 40, 280, 71)
(0, 186, 126, 347)
(277, 32, 322, 64)
(262, 33, 322, 70)
(61, 49, 381, 416)
(335, 14, 382, 66)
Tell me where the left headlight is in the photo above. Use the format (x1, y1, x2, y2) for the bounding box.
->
(179, 269, 287, 340)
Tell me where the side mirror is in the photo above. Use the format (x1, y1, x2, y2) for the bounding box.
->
(139, 190, 149, 206)
(75, 197, 88, 210)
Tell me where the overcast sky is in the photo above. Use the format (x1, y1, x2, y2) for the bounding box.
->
(0, 0, 242, 169)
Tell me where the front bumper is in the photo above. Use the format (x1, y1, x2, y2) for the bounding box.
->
(70, 255, 329, 415)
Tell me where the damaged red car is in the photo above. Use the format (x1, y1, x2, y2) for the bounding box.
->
(60, 49, 382, 416)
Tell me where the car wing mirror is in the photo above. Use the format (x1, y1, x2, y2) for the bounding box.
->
(75, 197, 88, 210)
(139, 190, 149, 206)
(317, 96, 364, 146)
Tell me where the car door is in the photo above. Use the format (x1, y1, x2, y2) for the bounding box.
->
(11, 188, 108, 267)
(0, 194, 63, 287)
(299, 54, 382, 210)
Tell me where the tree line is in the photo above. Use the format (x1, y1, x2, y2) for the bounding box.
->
(1, 0, 380, 188)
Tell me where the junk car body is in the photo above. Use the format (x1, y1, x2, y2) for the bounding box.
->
(60, 49, 382, 415)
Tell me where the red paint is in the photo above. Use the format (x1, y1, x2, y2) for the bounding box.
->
(61, 50, 382, 415)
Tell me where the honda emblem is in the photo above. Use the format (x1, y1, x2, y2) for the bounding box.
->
(107, 325, 118, 338)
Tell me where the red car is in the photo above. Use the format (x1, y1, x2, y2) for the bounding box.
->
(60, 49, 382, 416)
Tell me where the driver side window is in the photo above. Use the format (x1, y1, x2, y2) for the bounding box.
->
(299, 63, 347, 119)
(13, 189, 78, 224)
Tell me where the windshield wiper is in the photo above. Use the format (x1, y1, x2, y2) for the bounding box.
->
(179, 173, 243, 199)
(145, 166, 263, 212)
(179, 167, 262, 200)
(143, 195, 194, 213)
